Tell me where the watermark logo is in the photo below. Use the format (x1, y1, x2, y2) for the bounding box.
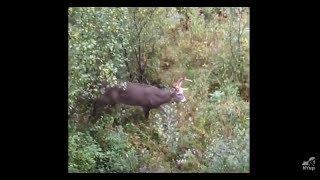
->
(302, 157, 315, 171)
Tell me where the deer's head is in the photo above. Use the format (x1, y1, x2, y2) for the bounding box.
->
(170, 76, 193, 103)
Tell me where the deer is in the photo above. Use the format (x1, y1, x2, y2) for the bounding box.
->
(91, 77, 192, 120)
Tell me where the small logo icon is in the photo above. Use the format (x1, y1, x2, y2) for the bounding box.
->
(302, 157, 316, 171)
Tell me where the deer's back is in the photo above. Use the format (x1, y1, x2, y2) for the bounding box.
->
(105, 83, 166, 107)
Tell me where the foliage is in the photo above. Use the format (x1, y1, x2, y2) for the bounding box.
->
(68, 131, 105, 172)
(68, 7, 250, 173)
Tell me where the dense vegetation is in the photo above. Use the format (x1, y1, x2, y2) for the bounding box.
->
(68, 7, 250, 173)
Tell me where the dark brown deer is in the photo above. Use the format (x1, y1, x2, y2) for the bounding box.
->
(91, 77, 192, 119)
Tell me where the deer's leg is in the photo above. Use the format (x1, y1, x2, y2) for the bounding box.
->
(91, 99, 104, 117)
(142, 107, 150, 119)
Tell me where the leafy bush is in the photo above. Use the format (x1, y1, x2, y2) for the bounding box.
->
(95, 125, 139, 172)
(200, 83, 249, 173)
(68, 131, 105, 172)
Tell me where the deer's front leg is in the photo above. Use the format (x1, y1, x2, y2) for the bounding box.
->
(142, 107, 150, 119)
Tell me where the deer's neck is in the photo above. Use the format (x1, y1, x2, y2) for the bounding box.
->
(155, 89, 174, 105)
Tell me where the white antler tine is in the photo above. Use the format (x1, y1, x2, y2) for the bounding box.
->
(184, 78, 193, 82)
